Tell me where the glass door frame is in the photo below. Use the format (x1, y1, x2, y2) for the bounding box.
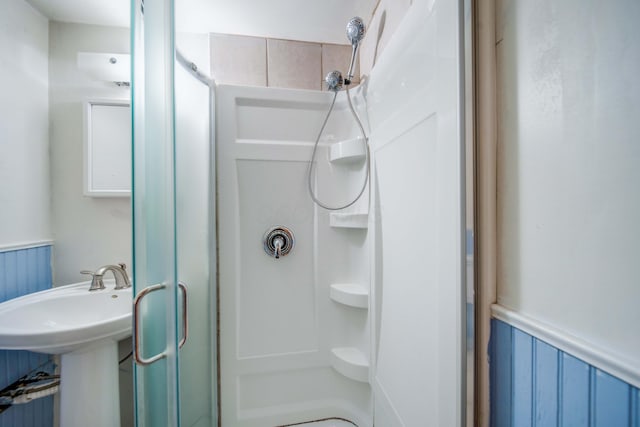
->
(131, 0, 182, 425)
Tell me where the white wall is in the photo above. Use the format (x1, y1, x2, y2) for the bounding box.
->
(497, 0, 640, 372)
(30, 0, 378, 45)
(0, 0, 50, 247)
(175, 0, 376, 44)
(49, 22, 131, 285)
(358, 0, 412, 80)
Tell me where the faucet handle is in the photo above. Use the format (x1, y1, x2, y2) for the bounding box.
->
(273, 236, 284, 259)
(116, 263, 132, 289)
(263, 226, 295, 260)
(80, 270, 106, 291)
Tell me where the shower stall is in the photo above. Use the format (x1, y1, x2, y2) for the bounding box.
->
(131, 0, 474, 426)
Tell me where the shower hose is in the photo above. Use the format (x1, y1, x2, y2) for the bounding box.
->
(307, 85, 370, 210)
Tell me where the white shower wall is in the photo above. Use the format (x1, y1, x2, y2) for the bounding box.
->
(217, 85, 372, 426)
(365, 0, 464, 425)
(217, 0, 465, 426)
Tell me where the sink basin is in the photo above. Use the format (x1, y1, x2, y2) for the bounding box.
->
(0, 280, 132, 354)
(0, 279, 133, 427)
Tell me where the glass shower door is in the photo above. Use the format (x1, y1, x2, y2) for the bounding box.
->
(131, 0, 182, 425)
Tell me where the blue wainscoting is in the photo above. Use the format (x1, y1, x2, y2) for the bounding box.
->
(0, 245, 54, 427)
(491, 319, 640, 427)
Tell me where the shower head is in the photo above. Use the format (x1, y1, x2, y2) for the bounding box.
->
(346, 16, 366, 46)
(345, 17, 366, 83)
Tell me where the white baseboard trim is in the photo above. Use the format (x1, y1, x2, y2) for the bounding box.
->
(491, 304, 640, 389)
(0, 240, 54, 253)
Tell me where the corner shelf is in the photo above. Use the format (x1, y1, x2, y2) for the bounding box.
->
(329, 138, 366, 164)
(330, 284, 369, 309)
(329, 212, 368, 229)
(330, 347, 369, 383)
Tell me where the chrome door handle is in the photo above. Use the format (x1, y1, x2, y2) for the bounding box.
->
(133, 282, 187, 365)
(178, 282, 188, 349)
(133, 283, 167, 366)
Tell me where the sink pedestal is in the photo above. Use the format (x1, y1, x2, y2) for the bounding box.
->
(59, 339, 121, 427)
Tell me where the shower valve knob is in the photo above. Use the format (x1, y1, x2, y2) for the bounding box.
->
(263, 226, 295, 259)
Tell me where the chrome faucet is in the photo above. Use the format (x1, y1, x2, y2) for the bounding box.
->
(81, 263, 132, 291)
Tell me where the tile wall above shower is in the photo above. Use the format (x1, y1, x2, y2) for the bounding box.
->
(208, 0, 419, 91)
(209, 33, 359, 90)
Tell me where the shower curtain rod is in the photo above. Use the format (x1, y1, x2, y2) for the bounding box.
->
(176, 48, 215, 87)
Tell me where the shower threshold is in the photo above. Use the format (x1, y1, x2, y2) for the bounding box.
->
(278, 417, 357, 427)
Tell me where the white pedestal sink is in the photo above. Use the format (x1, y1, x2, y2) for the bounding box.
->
(0, 281, 132, 427)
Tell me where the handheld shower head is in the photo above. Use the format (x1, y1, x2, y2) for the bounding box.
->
(345, 17, 366, 82)
(346, 17, 366, 46)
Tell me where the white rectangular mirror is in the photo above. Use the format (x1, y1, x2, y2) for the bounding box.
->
(83, 99, 131, 197)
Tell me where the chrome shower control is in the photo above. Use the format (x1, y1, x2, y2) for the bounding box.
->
(325, 70, 344, 92)
(263, 226, 295, 259)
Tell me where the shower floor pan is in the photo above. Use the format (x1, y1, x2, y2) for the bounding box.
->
(279, 418, 357, 427)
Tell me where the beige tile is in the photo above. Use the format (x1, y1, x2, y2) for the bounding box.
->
(267, 39, 321, 90)
(210, 33, 266, 86)
(321, 44, 360, 90)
